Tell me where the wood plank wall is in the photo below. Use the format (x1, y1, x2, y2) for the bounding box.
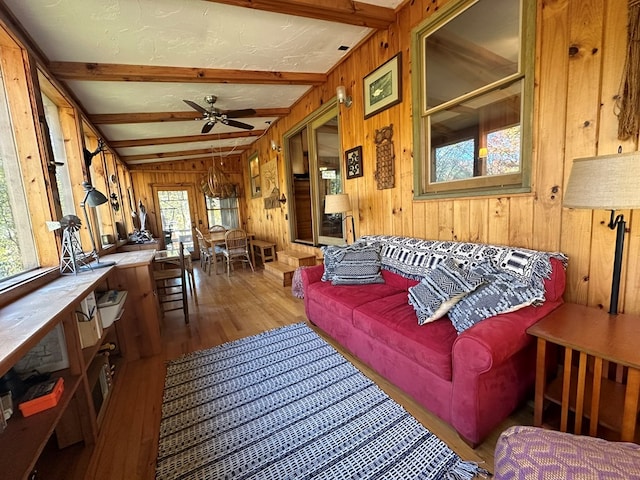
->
(134, 0, 640, 314)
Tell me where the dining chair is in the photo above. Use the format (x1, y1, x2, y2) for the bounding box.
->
(195, 227, 213, 273)
(153, 241, 188, 323)
(222, 228, 255, 276)
(208, 225, 227, 274)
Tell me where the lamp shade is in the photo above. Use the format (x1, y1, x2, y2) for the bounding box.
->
(564, 152, 640, 210)
(82, 182, 109, 207)
(324, 193, 351, 214)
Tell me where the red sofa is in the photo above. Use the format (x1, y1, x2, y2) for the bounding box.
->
(300, 236, 566, 446)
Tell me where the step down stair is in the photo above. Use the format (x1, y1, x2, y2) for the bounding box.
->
(263, 250, 317, 286)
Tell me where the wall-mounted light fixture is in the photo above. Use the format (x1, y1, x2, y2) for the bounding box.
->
(270, 139, 282, 152)
(336, 85, 353, 108)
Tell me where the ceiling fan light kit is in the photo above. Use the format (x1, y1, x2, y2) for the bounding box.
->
(183, 96, 256, 133)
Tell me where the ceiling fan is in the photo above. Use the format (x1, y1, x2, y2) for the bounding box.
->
(183, 95, 256, 133)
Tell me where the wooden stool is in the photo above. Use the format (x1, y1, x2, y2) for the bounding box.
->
(252, 240, 276, 265)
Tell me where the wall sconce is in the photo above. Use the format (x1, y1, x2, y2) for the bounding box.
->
(336, 85, 352, 108)
(270, 139, 282, 152)
(278, 193, 287, 205)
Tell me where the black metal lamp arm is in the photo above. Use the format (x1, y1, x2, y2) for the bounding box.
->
(608, 209, 626, 315)
(343, 214, 356, 244)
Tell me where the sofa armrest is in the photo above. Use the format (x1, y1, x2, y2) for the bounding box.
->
(300, 264, 324, 288)
(453, 300, 563, 372)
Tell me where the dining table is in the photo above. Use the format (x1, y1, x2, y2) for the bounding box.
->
(207, 230, 256, 267)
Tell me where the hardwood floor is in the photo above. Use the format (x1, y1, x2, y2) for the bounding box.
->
(84, 263, 533, 479)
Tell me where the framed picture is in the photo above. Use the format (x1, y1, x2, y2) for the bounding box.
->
(345, 145, 363, 179)
(363, 53, 402, 119)
(248, 153, 261, 198)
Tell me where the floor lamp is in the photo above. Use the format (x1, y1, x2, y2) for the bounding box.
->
(563, 152, 640, 314)
(324, 193, 356, 243)
(80, 182, 116, 270)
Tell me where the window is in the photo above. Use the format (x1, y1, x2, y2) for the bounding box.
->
(42, 93, 75, 216)
(205, 196, 239, 230)
(248, 153, 261, 198)
(412, 0, 534, 198)
(0, 71, 38, 280)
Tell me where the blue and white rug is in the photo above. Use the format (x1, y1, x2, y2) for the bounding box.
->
(156, 323, 485, 479)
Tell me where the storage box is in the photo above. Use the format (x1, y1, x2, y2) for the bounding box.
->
(76, 292, 103, 348)
(97, 290, 128, 328)
(18, 377, 64, 417)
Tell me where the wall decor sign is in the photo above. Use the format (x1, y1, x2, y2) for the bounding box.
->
(261, 158, 279, 198)
(345, 145, 363, 179)
(374, 124, 395, 190)
(363, 53, 402, 119)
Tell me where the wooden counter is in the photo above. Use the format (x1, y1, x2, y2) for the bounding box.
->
(0, 250, 161, 480)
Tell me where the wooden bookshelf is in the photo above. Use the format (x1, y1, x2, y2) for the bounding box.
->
(0, 250, 160, 479)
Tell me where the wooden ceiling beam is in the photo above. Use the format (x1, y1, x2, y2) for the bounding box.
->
(110, 129, 265, 148)
(89, 108, 290, 125)
(204, 0, 396, 29)
(48, 62, 326, 85)
(120, 146, 243, 162)
(127, 155, 242, 167)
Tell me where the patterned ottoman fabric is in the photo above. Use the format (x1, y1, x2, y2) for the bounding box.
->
(494, 426, 640, 479)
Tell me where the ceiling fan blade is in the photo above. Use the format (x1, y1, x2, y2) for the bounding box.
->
(224, 108, 256, 118)
(183, 99, 209, 115)
(225, 119, 255, 130)
(201, 121, 215, 134)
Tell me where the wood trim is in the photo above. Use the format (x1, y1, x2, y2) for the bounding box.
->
(204, 0, 395, 29)
(48, 62, 327, 85)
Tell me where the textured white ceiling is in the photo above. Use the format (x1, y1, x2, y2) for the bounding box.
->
(4, 0, 404, 162)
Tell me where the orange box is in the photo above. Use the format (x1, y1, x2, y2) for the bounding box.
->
(18, 377, 64, 417)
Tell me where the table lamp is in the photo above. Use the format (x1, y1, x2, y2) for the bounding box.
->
(80, 182, 116, 269)
(324, 193, 355, 243)
(563, 151, 640, 314)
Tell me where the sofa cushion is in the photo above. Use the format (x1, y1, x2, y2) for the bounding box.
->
(408, 258, 484, 325)
(448, 261, 546, 333)
(321, 242, 384, 284)
(305, 280, 405, 322)
(353, 293, 457, 381)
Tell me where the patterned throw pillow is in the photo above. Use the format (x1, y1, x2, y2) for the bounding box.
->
(448, 260, 547, 333)
(408, 258, 484, 325)
(321, 243, 384, 285)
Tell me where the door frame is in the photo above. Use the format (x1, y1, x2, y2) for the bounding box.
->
(151, 183, 201, 252)
(283, 101, 343, 246)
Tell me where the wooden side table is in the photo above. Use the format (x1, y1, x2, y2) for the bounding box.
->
(527, 303, 640, 441)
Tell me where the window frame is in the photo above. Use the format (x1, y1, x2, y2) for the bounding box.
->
(411, 0, 536, 199)
(205, 195, 240, 230)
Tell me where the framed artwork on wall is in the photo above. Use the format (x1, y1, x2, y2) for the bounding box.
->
(363, 53, 402, 119)
(345, 145, 363, 179)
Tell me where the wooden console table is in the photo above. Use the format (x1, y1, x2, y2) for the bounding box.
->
(528, 303, 640, 441)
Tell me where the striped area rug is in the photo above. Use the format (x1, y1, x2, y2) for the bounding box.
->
(156, 323, 485, 479)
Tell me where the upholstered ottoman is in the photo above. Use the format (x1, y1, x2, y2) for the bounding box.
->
(494, 426, 640, 479)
